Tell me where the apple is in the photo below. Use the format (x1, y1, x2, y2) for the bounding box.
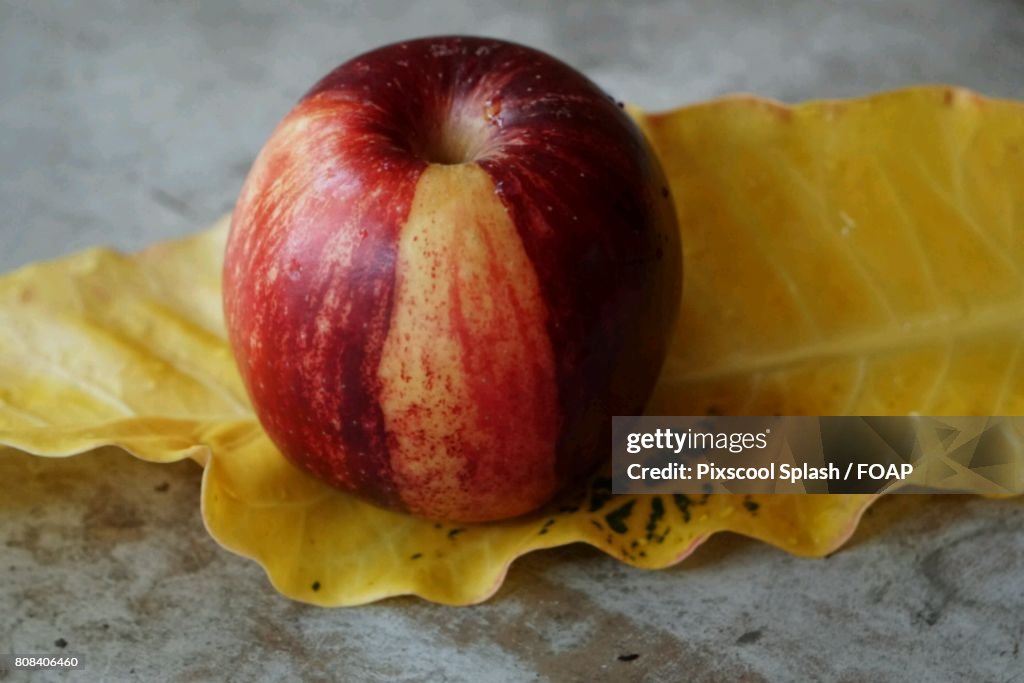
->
(223, 36, 680, 522)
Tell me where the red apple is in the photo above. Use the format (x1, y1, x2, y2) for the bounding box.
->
(223, 36, 680, 522)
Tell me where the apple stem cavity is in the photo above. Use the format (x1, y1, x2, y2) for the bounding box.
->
(412, 98, 498, 166)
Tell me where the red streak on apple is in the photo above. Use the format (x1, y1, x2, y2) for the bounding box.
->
(224, 36, 680, 522)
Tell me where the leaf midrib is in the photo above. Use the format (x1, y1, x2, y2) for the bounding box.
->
(665, 299, 1024, 383)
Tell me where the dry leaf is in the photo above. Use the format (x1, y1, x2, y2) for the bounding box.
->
(642, 87, 1024, 417)
(1, 86, 1022, 605)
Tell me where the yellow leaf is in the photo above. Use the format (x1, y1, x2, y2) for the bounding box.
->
(640, 87, 1024, 417)
(0, 223, 250, 465)
(1, 86, 1021, 605)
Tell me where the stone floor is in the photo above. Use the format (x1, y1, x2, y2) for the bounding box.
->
(2, 1, 1023, 680)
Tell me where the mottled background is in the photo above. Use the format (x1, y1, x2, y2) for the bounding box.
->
(1, 1, 1023, 681)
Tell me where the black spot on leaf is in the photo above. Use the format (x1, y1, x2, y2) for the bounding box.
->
(605, 500, 636, 534)
(646, 497, 665, 541)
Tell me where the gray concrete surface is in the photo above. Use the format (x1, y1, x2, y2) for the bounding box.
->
(1, 1, 1022, 681)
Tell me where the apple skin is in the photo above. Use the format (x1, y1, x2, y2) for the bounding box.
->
(223, 36, 680, 522)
